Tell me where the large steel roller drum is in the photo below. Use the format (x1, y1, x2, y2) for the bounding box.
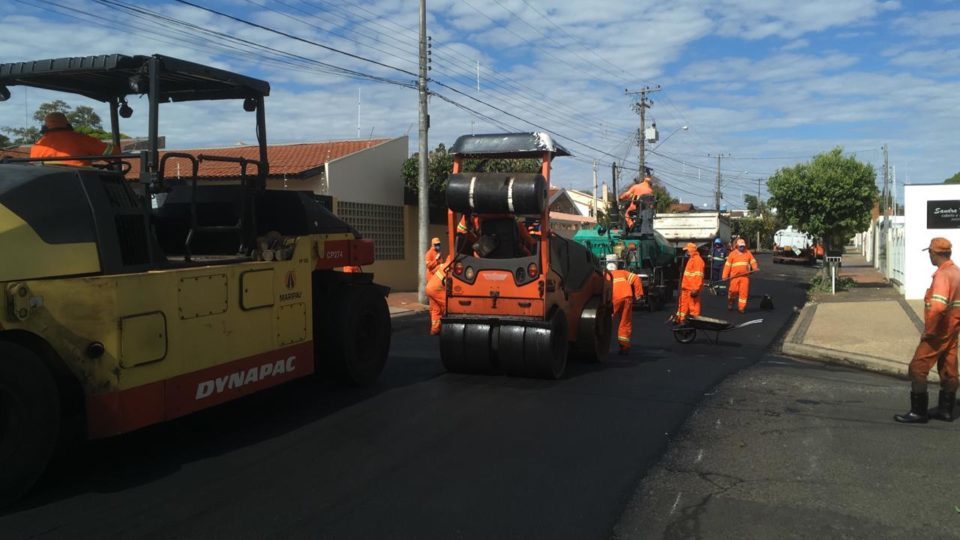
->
(446, 172, 546, 215)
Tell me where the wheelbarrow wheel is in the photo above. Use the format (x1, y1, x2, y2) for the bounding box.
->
(673, 326, 696, 344)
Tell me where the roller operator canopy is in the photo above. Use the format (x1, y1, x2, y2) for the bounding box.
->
(450, 132, 572, 159)
(0, 54, 270, 103)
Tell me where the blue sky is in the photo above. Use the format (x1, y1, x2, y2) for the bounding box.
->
(1, 0, 958, 208)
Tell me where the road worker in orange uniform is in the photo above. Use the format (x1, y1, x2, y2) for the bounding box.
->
(424, 237, 443, 280)
(619, 176, 654, 230)
(722, 238, 758, 313)
(425, 263, 448, 336)
(606, 255, 643, 355)
(895, 237, 960, 423)
(676, 243, 704, 323)
(30, 112, 119, 167)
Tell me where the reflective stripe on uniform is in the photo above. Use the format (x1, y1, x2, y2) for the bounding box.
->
(731, 261, 751, 267)
(683, 271, 703, 277)
(613, 278, 626, 282)
(618, 335, 630, 342)
(738, 298, 748, 304)
(931, 294, 949, 305)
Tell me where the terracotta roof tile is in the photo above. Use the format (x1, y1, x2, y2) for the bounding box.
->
(126, 139, 391, 179)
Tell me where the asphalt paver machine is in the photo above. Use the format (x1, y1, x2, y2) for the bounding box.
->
(0, 54, 391, 505)
(439, 133, 612, 379)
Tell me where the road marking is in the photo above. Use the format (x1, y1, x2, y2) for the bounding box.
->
(695, 449, 704, 463)
(669, 492, 682, 515)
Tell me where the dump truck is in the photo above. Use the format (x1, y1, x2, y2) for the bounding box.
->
(772, 226, 816, 264)
(438, 133, 612, 379)
(0, 54, 391, 505)
(653, 212, 730, 247)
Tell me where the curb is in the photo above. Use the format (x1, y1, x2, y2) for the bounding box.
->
(779, 302, 935, 381)
(780, 341, 911, 379)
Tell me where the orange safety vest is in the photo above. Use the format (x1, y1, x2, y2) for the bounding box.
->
(30, 130, 115, 167)
(610, 269, 643, 302)
(619, 181, 653, 201)
(924, 259, 960, 337)
(682, 253, 705, 291)
(424, 247, 442, 274)
(722, 249, 758, 279)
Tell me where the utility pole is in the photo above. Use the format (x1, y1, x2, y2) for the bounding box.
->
(416, 0, 429, 305)
(592, 160, 598, 218)
(756, 176, 762, 251)
(708, 153, 729, 211)
(625, 85, 661, 180)
(611, 162, 620, 227)
(875, 144, 889, 272)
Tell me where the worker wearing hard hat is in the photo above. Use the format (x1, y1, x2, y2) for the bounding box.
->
(30, 112, 119, 167)
(895, 237, 960, 423)
(722, 238, 758, 313)
(606, 255, 644, 355)
(425, 262, 448, 336)
(709, 237, 727, 281)
(676, 243, 705, 323)
(424, 237, 443, 281)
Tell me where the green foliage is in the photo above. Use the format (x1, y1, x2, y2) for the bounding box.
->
(944, 171, 960, 184)
(767, 147, 877, 249)
(809, 274, 855, 294)
(732, 214, 779, 249)
(0, 132, 10, 147)
(4, 100, 115, 145)
(33, 100, 71, 124)
(651, 182, 678, 213)
(67, 106, 103, 130)
(1, 126, 40, 145)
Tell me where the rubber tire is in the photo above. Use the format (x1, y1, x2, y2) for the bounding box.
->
(324, 286, 391, 386)
(501, 311, 568, 379)
(574, 298, 612, 363)
(439, 322, 495, 373)
(673, 327, 697, 344)
(0, 341, 60, 507)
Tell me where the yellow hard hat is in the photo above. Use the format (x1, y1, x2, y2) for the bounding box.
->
(431, 237, 441, 245)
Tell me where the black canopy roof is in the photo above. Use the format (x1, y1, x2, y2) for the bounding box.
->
(450, 132, 571, 159)
(0, 54, 270, 103)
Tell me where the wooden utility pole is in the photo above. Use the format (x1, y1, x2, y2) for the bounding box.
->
(625, 85, 661, 179)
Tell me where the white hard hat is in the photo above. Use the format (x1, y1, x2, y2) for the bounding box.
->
(604, 254, 619, 263)
(606, 262, 618, 272)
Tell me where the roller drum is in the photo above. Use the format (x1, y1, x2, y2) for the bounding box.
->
(446, 173, 546, 215)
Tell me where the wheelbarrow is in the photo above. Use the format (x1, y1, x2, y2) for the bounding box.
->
(672, 315, 763, 344)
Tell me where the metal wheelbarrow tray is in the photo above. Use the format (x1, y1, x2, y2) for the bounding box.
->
(672, 315, 763, 344)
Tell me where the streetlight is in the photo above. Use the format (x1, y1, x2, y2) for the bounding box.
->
(652, 125, 687, 151)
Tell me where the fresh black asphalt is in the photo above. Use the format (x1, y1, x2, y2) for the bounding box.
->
(0, 254, 816, 539)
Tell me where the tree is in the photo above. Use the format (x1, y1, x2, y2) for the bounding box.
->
(767, 147, 877, 250)
(0, 133, 10, 147)
(33, 100, 71, 124)
(3, 100, 116, 145)
(651, 181, 678, 213)
(944, 171, 960, 184)
(67, 106, 103, 131)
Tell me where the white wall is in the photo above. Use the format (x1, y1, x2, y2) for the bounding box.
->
(904, 184, 960, 299)
(326, 137, 407, 206)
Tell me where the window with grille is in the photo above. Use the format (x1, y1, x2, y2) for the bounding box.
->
(336, 202, 404, 260)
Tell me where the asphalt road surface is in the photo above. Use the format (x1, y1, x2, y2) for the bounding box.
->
(0, 254, 817, 539)
(614, 356, 960, 539)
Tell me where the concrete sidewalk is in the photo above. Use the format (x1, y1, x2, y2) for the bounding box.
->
(781, 251, 929, 380)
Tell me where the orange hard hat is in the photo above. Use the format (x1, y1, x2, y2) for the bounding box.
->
(44, 112, 70, 129)
(736, 238, 747, 248)
(685, 242, 698, 253)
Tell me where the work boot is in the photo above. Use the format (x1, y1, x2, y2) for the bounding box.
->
(894, 392, 929, 424)
(618, 347, 629, 356)
(930, 390, 957, 421)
